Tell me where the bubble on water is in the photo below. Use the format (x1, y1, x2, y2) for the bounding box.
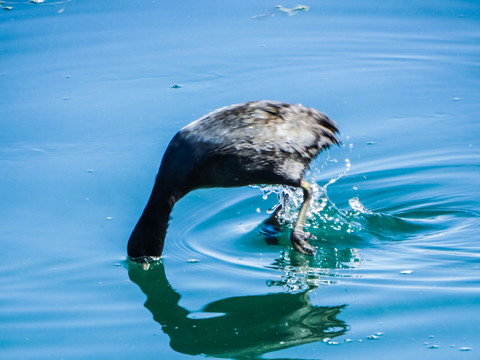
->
(400, 270, 413, 275)
(428, 345, 439, 349)
(459, 347, 472, 351)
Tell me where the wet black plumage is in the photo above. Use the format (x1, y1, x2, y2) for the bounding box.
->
(128, 100, 340, 261)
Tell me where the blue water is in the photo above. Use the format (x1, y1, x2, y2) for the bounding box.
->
(1, 1, 479, 359)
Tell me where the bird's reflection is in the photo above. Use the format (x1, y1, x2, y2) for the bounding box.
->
(128, 261, 348, 359)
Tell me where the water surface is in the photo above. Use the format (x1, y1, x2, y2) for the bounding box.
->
(1, 0, 479, 359)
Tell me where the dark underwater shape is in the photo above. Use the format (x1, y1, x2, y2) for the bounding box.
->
(128, 100, 340, 261)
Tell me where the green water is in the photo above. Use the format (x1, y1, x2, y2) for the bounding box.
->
(1, 0, 479, 359)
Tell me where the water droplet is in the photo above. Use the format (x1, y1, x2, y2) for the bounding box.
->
(348, 197, 371, 214)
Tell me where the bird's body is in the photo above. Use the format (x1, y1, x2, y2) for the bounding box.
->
(128, 100, 339, 261)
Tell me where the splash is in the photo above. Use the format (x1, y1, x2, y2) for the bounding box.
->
(348, 197, 372, 215)
(251, 157, 357, 235)
(321, 158, 351, 191)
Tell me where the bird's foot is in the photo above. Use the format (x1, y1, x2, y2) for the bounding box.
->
(260, 223, 281, 245)
(290, 229, 317, 255)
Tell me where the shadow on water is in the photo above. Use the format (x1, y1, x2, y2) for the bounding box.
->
(128, 261, 348, 359)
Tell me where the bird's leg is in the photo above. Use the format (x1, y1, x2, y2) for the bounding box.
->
(261, 190, 290, 245)
(261, 203, 283, 245)
(263, 188, 289, 230)
(290, 180, 316, 255)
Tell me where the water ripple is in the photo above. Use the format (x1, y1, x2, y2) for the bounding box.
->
(163, 146, 479, 292)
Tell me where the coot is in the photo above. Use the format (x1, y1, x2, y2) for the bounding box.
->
(128, 100, 340, 262)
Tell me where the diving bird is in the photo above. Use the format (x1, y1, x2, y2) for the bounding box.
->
(128, 100, 340, 262)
